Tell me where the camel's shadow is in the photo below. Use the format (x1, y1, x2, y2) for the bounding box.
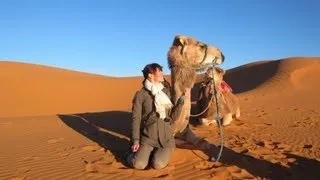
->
(178, 143, 320, 179)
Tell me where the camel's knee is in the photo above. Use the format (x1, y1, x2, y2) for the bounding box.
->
(199, 118, 216, 126)
(222, 113, 233, 126)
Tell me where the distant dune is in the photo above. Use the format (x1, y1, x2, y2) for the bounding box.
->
(0, 61, 144, 118)
(224, 57, 320, 94)
(0, 57, 319, 179)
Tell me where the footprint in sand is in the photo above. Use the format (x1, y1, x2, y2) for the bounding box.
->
(55, 146, 78, 157)
(235, 122, 245, 126)
(18, 167, 31, 174)
(12, 167, 32, 180)
(292, 117, 314, 128)
(22, 156, 39, 161)
(254, 123, 272, 127)
(286, 157, 297, 164)
(81, 145, 104, 152)
(226, 166, 255, 179)
(83, 150, 116, 168)
(232, 147, 249, 154)
(303, 144, 312, 149)
(48, 137, 65, 144)
(210, 168, 233, 179)
(0, 121, 13, 127)
(133, 165, 175, 178)
(234, 119, 248, 127)
(226, 166, 242, 174)
(194, 161, 222, 170)
(11, 176, 27, 180)
(85, 157, 132, 175)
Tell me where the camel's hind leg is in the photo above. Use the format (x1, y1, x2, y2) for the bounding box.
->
(235, 107, 241, 119)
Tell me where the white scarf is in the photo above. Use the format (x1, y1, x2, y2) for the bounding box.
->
(144, 79, 173, 119)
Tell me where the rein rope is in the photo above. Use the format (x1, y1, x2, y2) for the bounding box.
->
(209, 67, 224, 162)
(189, 65, 224, 162)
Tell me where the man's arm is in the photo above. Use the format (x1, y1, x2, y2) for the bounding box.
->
(131, 91, 142, 145)
(168, 101, 184, 123)
(168, 88, 190, 123)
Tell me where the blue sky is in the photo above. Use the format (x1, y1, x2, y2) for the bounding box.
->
(1, 0, 319, 77)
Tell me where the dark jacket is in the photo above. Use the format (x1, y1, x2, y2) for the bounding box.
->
(131, 83, 183, 148)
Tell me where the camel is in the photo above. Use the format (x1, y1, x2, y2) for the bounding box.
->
(197, 66, 241, 126)
(167, 35, 225, 148)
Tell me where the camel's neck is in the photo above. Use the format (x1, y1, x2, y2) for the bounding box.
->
(170, 68, 196, 103)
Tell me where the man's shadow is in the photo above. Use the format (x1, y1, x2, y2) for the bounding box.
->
(58, 111, 132, 165)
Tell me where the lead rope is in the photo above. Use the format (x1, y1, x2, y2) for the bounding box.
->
(187, 65, 224, 162)
(210, 67, 224, 162)
(173, 61, 224, 162)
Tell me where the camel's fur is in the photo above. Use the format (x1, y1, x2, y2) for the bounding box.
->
(167, 35, 225, 136)
(197, 67, 241, 126)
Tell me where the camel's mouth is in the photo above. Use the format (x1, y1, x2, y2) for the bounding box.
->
(194, 63, 217, 74)
(201, 54, 224, 66)
(194, 56, 222, 73)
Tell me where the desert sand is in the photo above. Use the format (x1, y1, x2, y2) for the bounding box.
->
(0, 57, 319, 180)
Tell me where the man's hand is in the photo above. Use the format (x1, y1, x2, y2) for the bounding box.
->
(131, 144, 140, 152)
(178, 88, 191, 105)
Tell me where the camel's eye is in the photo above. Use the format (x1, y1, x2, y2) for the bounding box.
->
(198, 43, 206, 49)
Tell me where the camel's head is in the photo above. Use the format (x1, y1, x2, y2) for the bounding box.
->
(168, 35, 225, 70)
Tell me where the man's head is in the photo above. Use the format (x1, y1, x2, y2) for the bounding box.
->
(142, 63, 164, 83)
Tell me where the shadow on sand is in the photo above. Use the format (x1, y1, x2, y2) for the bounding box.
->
(178, 143, 320, 180)
(58, 111, 132, 165)
(58, 110, 320, 179)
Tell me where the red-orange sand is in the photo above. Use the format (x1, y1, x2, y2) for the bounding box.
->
(0, 57, 319, 179)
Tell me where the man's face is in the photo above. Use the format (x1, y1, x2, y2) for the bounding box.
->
(149, 68, 164, 83)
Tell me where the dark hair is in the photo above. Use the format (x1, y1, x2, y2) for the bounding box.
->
(142, 63, 163, 79)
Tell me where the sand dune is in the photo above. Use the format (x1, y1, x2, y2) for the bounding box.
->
(0, 57, 319, 179)
(0, 61, 144, 118)
(224, 57, 320, 94)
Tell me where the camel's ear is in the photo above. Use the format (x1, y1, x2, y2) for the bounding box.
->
(174, 35, 188, 55)
(174, 35, 188, 46)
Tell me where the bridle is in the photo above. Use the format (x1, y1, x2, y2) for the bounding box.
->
(197, 43, 208, 65)
(170, 43, 220, 72)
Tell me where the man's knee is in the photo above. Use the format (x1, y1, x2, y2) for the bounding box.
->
(126, 153, 148, 170)
(151, 159, 168, 169)
(151, 148, 173, 169)
(132, 159, 148, 170)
